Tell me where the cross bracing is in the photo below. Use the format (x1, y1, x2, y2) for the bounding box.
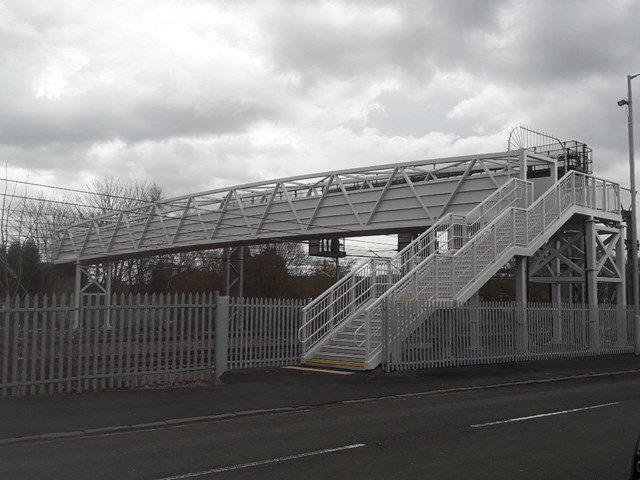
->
(51, 150, 552, 264)
(529, 221, 625, 285)
(299, 170, 623, 370)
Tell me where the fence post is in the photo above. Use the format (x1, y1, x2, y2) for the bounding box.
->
(73, 262, 81, 330)
(104, 264, 112, 330)
(215, 296, 230, 382)
(469, 295, 480, 352)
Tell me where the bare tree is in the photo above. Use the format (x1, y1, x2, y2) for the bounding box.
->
(253, 242, 308, 276)
(73, 177, 164, 291)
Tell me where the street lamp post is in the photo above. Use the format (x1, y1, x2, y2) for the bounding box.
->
(619, 73, 640, 355)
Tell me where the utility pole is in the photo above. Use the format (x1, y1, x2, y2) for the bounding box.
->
(619, 73, 640, 354)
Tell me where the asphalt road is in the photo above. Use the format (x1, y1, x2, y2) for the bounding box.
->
(1, 374, 639, 479)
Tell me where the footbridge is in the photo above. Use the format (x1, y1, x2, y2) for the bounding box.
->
(50, 129, 628, 372)
(51, 150, 552, 264)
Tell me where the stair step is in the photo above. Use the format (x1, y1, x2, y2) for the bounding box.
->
(334, 332, 365, 342)
(320, 344, 366, 355)
(311, 351, 366, 362)
(304, 358, 366, 370)
(340, 327, 364, 335)
(328, 337, 361, 346)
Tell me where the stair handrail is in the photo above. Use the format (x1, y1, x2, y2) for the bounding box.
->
(298, 177, 532, 353)
(449, 172, 619, 297)
(351, 178, 534, 349)
(364, 171, 620, 355)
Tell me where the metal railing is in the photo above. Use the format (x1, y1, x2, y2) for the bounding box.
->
(385, 301, 633, 371)
(366, 171, 620, 360)
(298, 177, 533, 357)
(0, 293, 306, 397)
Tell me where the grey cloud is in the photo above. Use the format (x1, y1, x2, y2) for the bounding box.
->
(0, 0, 638, 201)
(258, 0, 511, 86)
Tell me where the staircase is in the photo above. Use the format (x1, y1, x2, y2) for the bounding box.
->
(365, 171, 620, 361)
(299, 170, 620, 371)
(304, 316, 367, 369)
(298, 177, 533, 369)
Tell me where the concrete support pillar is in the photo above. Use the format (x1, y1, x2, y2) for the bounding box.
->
(515, 256, 528, 353)
(616, 225, 628, 346)
(585, 218, 600, 350)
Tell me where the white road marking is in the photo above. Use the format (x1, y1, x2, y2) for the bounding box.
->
(470, 401, 619, 428)
(155, 443, 366, 479)
(283, 366, 354, 375)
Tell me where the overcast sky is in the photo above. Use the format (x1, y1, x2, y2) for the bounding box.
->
(1, 0, 639, 205)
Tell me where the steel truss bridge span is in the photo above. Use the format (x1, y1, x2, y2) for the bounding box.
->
(51, 150, 553, 264)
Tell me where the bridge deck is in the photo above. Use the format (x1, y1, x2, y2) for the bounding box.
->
(51, 150, 553, 264)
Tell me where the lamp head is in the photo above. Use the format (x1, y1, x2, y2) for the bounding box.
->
(618, 99, 630, 106)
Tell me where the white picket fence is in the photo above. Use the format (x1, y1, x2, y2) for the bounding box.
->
(385, 301, 634, 371)
(1, 293, 634, 395)
(228, 297, 304, 370)
(0, 293, 306, 397)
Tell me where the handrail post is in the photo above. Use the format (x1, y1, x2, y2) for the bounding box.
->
(370, 258, 376, 299)
(434, 255, 439, 297)
(450, 255, 455, 295)
(472, 242, 477, 281)
(524, 209, 529, 246)
(492, 225, 497, 259)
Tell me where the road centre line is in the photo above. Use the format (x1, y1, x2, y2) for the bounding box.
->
(470, 401, 619, 428)
(155, 443, 366, 479)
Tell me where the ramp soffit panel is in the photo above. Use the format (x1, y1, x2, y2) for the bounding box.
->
(51, 150, 536, 264)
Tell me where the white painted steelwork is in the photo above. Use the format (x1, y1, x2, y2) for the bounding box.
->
(298, 177, 534, 368)
(385, 301, 633, 372)
(529, 224, 625, 286)
(0, 293, 305, 397)
(366, 171, 620, 364)
(51, 151, 551, 264)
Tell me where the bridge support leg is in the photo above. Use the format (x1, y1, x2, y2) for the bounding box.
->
(223, 247, 244, 298)
(515, 256, 528, 354)
(215, 294, 229, 383)
(469, 292, 481, 351)
(72, 262, 113, 330)
(585, 218, 600, 351)
(551, 240, 563, 343)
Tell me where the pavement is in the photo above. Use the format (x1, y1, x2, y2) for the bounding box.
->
(1, 354, 640, 443)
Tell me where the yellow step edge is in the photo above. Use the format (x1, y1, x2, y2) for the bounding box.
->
(305, 358, 365, 368)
